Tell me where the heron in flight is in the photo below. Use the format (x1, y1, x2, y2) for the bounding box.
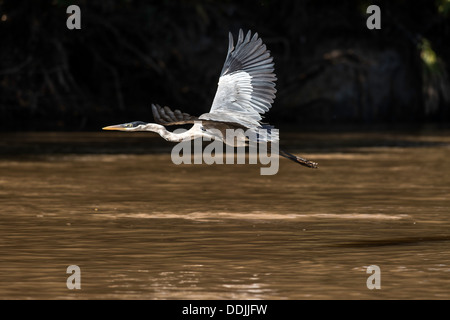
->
(103, 29, 318, 168)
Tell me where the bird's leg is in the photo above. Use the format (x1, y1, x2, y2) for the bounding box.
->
(279, 149, 318, 169)
(294, 155, 319, 168)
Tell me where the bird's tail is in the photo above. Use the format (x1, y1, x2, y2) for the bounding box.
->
(279, 149, 318, 169)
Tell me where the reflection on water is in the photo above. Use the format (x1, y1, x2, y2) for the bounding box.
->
(0, 131, 450, 299)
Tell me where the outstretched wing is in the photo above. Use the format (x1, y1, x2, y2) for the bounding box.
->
(151, 104, 199, 126)
(199, 29, 277, 129)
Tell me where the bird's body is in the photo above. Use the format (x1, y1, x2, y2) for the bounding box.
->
(103, 29, 318, 169)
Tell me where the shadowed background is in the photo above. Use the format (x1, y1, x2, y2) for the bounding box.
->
(1, 0, 450, 300)
(0, 0, 449, 131)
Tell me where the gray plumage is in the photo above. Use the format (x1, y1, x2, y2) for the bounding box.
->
(151, 29, 276, 131)
(199, 29, 277, 129)
(151, 104, 199, 126)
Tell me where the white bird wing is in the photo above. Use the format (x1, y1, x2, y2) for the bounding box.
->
(199, 29, 277, 129)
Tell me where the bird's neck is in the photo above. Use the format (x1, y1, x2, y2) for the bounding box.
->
(140, 123, 202, 142)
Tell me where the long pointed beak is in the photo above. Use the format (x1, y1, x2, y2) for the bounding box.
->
(102, 124, 126, 131)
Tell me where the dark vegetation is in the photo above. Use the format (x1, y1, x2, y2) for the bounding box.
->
(0, 0, 449, 131)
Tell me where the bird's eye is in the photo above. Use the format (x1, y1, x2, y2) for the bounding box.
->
(125, 123, 133, 128)
(201, 127, 206, 132)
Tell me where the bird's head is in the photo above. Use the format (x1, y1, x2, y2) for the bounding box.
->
(102, 121, 148, 131)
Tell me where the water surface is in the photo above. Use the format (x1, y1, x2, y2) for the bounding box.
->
(1, 131, 450, 299)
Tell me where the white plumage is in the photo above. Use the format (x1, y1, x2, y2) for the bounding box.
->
(200, 29, 277, 130)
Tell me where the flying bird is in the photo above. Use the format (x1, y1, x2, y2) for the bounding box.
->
(103, 29, 318, 169)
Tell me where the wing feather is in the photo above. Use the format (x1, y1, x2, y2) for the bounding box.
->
(151, 104, 199, 126)
(199, 29, 277, 129)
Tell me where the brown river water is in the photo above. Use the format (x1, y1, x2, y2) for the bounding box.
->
(0, 130, 449, 299)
